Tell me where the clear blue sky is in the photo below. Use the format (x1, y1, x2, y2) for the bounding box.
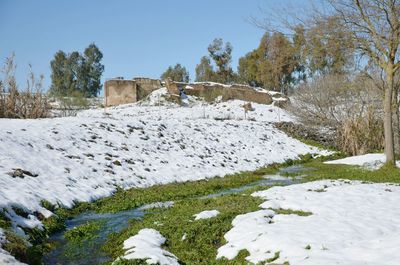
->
(0, 0, 293, 91)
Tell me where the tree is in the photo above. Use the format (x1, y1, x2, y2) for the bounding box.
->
(50, 51, 67, 96)
(83, 43, 104, 96)
(207, 38, 235, 83)
(329, 0, 400, 164)
(49, 43, 104, 97)
(195, 39, 236, 83)
(195, 56, 215, 82)
(161, 63, 190, 82)
(237, 32, 299, 93)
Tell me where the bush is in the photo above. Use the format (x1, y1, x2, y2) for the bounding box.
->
(291, 74, 383, 155)
(0, 54, 49, 119)
(53, 90, 89, 117)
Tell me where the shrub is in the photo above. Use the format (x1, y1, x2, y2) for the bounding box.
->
(0, 54, 49, 119)
(291, 74, 383, 155)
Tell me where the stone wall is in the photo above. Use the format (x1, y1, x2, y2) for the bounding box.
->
(134, 78, 162, 100)
(182, 82, 273, 105)
(104, 79, 137, 106)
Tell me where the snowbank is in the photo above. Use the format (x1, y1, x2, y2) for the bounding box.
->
(324, 153, 400, 169)
(218, 180, 400, 265)
(0, 91, 328, 261)
(116, 228, 179, 265)
(193, 210, 220, 220)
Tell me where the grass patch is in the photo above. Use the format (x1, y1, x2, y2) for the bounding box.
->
(64, 220, 105, 243)
(274, 208, 312, 216)
(102, 193, 264, 265)
(301, 160, 400, 183)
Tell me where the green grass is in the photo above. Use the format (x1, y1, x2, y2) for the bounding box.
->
(102, 193, 264, 265)
(274, 208, 312, 216)
(5, 153, 400, 265)
(64, 220, 105, 243)
(301, 160, 400, 183)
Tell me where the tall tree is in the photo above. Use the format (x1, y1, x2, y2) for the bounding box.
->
(207, 38, 235, 83)
(83, 43, 104, 96)
(329, 0, 400, 164)
(161, 63, 190, 82)
(50, 51, 67, 96)
(195, 56, 215, 82)
(49, 43, 104, 97)
(237, 32, 299, 93)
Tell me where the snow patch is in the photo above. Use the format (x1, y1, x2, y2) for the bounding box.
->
(324, 153, 400, 169)
(218, 180, 400, 265)
(193, 210, 220, 220)
(139, 201, 174, 210)
(116, 228, 179, 265)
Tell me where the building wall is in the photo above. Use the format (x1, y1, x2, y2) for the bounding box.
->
(183, 83, 273, 105)
(105, 79, 137, 106)
(134, 78, 162, 100)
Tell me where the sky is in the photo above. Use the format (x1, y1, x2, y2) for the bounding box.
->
(0, 0, 297, 92)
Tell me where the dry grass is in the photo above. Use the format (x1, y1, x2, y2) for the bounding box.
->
(0, 54, 49, 119)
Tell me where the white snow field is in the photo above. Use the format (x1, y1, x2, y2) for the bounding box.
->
(325, 153, 400, 169)
(0, 97, 322, 226)
(115, 228, 179, 265)
(218, 180, 400, 265)
(193, 210, 220, 220)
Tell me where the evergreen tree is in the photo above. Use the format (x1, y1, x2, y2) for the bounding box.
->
(83, 43, 104, 96)
(50, 51, 67, 96)
(160, 63, 189, 82)
(207, 38, 235, 83)
(195, 56, 214, 82)
(49, 43, 104, 97)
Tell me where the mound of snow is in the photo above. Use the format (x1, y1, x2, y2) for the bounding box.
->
(324, 153, 400, 170)
(218, 180, 400, 265)
(116, 228, 179, 265)
(0, 100, 327, 242)
(193, 210, 220, 220)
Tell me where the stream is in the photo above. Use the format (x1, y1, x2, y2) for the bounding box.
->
(42, 165, 309, 265)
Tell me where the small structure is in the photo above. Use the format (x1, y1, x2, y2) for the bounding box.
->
(104, 77, 161, 106)
(165, 80, 274, 105)
(104, 76, 287, 107)
(104, 79, 136, 107)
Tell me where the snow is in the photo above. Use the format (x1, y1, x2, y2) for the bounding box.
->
(0, 89, 328, 258)
(218, 180, 400, 265)
(324, 153, 400, 169)
(116, 228, 179, 265)
(193, 210, 220, 220)
(0, 95, 325, 228)
(139, 201, 174, 210)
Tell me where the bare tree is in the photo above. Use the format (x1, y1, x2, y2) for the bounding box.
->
(328, 0, 400, 165)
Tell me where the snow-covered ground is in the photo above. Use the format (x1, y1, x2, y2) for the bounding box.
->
(218, 180, 400, 265)
(193, 210, 220, 220)
(0, 90, 325, 236)
(325, 153, 400, 169)
(115, 228, 179, 265)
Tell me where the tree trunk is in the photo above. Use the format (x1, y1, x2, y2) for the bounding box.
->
(384, 66, 396, 165)
(393, 88, 400, 155)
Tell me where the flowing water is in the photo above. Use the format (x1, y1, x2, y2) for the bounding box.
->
(42, 165, 309, 265)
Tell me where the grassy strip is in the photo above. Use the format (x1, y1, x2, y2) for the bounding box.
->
(301, 160, 400, 183)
